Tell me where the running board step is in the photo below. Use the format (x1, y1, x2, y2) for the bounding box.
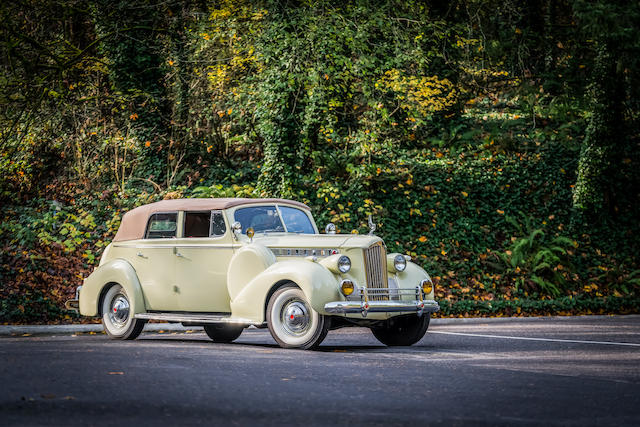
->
(134, 312, 254, 325)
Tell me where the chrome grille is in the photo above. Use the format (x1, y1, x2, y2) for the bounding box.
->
(363, 242, 388, 301)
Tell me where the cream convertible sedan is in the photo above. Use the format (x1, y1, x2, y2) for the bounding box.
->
(67, 198, 439, 349)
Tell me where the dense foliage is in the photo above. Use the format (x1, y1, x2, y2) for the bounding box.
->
(1, 0, 639, 323)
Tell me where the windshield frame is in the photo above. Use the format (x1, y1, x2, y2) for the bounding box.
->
(274, 204, 317, 234)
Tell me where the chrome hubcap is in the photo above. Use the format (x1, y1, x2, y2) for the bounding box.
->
(281, 300, 310, 335)
(108, 294, 130, 328)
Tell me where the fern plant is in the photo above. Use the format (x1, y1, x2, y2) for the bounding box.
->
(500, 214, 575, 296)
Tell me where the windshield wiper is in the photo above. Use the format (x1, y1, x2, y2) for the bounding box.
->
(259, 228, 285, 233)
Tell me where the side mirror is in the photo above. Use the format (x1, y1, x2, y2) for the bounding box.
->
(231, 221, 242, 240)
(325, 223, 336, 234)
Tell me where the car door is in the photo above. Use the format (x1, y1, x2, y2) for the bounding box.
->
(173, 210, 234, 313)
(128, 212, 180, 311)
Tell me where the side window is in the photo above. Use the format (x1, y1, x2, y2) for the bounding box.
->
(184, 212, 210, 238)
(146, 213, 177, 239)
(183, 211, 227, 238)
(211, 212, 226, 236)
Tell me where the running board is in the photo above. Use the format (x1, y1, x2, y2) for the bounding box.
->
(134, 312, 256, 325)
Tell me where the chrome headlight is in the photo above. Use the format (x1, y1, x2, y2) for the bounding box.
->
(393, 254, 406, 272)
(338, 255, 351, 273)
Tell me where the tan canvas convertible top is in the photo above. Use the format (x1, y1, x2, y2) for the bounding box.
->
(113, 198, 310, 242)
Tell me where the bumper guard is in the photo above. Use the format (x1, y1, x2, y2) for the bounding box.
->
(64, 286, 82, 312)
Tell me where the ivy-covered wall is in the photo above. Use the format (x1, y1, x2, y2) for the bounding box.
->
(1, 0, 639, 322)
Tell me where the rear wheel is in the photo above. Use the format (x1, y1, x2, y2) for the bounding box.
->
(101, 284, 145, 340)
(370, 314, 430, 346)
(267, 285, 330, 349)
(204, 323, 244, 343)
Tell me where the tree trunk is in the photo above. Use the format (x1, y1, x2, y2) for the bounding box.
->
(572, 40, 625, 218)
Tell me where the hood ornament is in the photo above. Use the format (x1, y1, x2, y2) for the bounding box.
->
(368, 214, 376, 235)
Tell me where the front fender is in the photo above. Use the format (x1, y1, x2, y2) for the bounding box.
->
(227, 243, 276, 301)
(230, 259, 341, 323)
(391, 260, 435, 299)
(79, 258, 146, 316)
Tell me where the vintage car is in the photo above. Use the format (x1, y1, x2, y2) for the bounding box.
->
(67, 198, 439, 349)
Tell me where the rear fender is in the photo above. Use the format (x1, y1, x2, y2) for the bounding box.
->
(79, 258, 146, 316)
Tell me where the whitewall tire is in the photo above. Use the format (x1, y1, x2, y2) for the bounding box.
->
(267, 285, 329, 349)
(101, 284, 145, 340)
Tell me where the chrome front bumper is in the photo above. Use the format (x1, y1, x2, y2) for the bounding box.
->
(324, 286, 440, 317)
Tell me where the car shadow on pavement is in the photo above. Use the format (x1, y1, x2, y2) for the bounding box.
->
(138, 335, 439, 353)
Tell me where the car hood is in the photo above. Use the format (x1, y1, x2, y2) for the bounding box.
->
(251, 233, 383, 250)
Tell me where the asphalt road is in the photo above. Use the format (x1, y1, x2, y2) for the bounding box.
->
(1, 316, 639, 426)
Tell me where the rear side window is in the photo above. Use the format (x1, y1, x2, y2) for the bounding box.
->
(145, 213, 177, 239)
(184, 211, 227, 238)
(184, 212, 210, 237)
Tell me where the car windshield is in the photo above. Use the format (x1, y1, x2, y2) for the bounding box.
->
(234, 206, 285, 233)
(279, 206, 315, 234)
(234, 205, 315, 234)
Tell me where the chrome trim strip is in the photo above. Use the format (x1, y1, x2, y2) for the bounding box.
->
(134, 312, 256, 325)
(360, 287, 427, 295)
(113, 244, 237, 249)
(324, 299, 440, 314)
(174, 245, 236, 249)
(270, 248, 339, 257)
(113, 244, 173, 249)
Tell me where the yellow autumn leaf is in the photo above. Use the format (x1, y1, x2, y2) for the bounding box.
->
(461, 191, 468, 197)
(418, 236, 427, 242)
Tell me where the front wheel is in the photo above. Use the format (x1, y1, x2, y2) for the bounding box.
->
(267, 285, 330, 349)
(370, 314, 430, 346)
(101, 284, 146, 340)
(204, 323, 244, 343)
